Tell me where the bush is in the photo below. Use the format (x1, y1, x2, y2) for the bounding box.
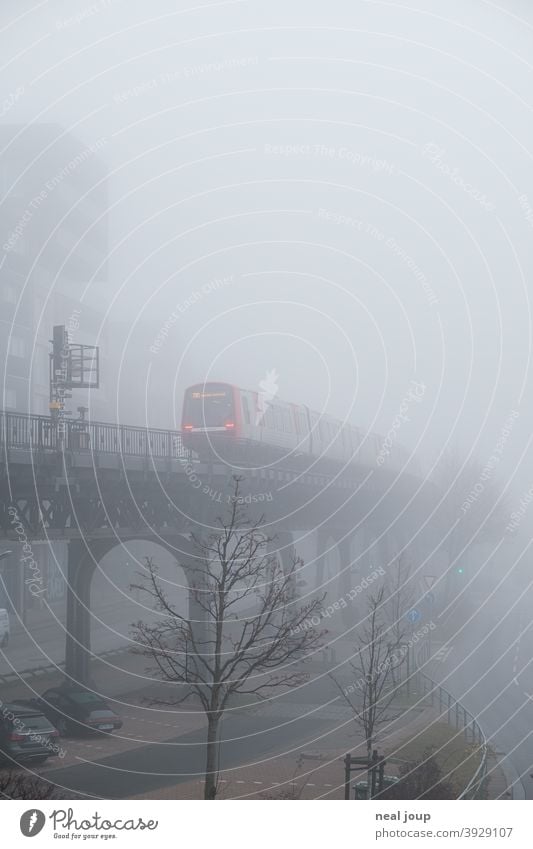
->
(378, 749, 456, 799)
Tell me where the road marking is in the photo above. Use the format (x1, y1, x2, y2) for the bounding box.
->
(433, 645, 453, 663)
(512, 615, 524, 684)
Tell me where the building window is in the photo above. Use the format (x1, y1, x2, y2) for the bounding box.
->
(3, 285, 17, 304)
(33, 395, 49, 415)
(3, 388, 17, 409)
(9, 335, 25, 358)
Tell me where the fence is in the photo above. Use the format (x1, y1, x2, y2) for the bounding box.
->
(0, 410, 189, 460)
(416, 642, 488, 799)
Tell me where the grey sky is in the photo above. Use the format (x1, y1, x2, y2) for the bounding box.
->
(2, 0, 533, 486)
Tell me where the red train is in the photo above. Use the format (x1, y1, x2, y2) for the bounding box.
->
(181, 382, 410, 471)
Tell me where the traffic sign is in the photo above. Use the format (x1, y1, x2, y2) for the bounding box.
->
(406, 608, 421, 624)
(424, 592, 435, 605)
(423, 575, 437, 590)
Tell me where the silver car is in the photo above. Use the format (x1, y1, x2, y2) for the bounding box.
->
(0, 608, 10, 647)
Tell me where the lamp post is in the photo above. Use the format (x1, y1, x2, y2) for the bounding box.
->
(0, 551, 12, 610)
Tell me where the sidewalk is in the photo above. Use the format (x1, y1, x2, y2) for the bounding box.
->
(131, 675, 513, 800)
(135, 696, 499, 800)
(134, 704, 433, 800)
(3, 644, 513, 800)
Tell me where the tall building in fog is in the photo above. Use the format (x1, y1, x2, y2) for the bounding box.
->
(0, 124, 109, 418)
(0, 125, 110, 618)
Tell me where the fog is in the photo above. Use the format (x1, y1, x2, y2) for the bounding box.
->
(1, 0, 531, 474)
(2, 0, 533, 805)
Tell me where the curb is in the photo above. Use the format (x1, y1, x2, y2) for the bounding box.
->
(0, 645, 130, 686)
(493, 753, 526, 800)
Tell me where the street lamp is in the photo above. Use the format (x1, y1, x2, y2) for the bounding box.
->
(0, 552, 12, 609)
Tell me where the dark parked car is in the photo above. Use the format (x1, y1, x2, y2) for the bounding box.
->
(0, 701, 60, 765)
(35, 687, 123, 736)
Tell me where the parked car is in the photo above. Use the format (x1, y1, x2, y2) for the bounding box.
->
(0, 701, 60, 765)
(35, 687, 123, 736)
(0, 608, 10, 647)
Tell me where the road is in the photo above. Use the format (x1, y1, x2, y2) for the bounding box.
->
(0, 601, 145, 677)
(41, 709, 334, 799)
(28, 670, 428, 799)
(7, 586, 529, 800)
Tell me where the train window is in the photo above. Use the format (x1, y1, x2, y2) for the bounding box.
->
(242, 396, 250, 425)
(344, 426, 353, 455)
(183, 385, 233, 427)
(293, 410, 300, 433)
(264, 404, 273, 428)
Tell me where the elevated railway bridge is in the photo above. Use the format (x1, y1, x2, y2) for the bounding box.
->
(0, 410, 427, 682)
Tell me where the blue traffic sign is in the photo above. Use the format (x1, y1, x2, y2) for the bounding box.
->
(424, 592, 435, 605)
(406, 608, 421, 624)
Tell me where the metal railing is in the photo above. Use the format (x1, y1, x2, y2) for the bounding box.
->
(0, 410, 422, 477)
(416, 643, 488, 799)
(0, 410, 189, 460)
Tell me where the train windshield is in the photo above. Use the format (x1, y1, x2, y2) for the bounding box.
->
(183, 385, 234, 428)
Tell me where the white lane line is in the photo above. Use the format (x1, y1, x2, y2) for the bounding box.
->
(433, 646, 453, 663)
(512, 615, 524, 685)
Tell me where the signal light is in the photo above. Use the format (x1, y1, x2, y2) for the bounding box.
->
(457, 567, 464, 574)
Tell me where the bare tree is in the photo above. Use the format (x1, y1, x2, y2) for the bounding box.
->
(131, 478, 324, 800)
(331, 586, 407, 797)
(0, 770, 59, 800)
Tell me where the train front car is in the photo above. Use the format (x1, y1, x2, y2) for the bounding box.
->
(181, 383, 240, 458)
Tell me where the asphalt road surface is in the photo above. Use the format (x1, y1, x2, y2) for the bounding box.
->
(41, 705, 336, 798)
